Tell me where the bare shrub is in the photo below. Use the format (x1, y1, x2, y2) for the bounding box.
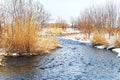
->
(0, 0, 59, 55)
(2, 0, 50, 27)
(75, 1, 119, 38)
(91, 29, 108, 46)
(55, 18, 69, 30)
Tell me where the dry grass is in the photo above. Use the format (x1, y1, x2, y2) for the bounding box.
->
(4, 18, 39, 54)
(91, 30, 108, 46)
(114, 38, 120, 48)
(36, 37, 61, 54)
(0, 17, 60, 56)
(47, 27, 63, 35)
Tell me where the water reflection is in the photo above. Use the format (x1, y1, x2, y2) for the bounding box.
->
(0, 56, 45, 80)
(4, 56, 40, 66)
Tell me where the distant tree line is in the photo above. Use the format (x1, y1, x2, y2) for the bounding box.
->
(72, 1, 120, 37)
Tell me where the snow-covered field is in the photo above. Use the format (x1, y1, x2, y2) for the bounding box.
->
(63, 28, 80, 34)
(41, 28, 80, 35)
(61, 34, 91, 44)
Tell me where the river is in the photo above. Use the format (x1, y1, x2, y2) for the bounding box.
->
(0, 38, 120, 80)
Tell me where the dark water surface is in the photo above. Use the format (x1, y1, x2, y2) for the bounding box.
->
(0, 38, 120, 80)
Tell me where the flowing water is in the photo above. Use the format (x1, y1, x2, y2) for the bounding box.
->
(0, 38, 120, 80)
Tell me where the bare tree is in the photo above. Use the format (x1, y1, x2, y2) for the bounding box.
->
(70, 17, 78, 30)
(75, 0, 119, 37)
(55, 17, 68, 30)
(2, 0, 50, 27)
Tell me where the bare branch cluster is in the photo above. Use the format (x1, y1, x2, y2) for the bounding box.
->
(0, 0, 50, 27)
(74, 1, 120, 33)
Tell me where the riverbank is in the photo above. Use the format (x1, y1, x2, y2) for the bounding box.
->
(61, 34, 120, 58)
(0, 38, 120, 80)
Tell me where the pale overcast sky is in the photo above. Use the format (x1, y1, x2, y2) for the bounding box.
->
(40, 0, 120, 23)
(1, 0, 119, 23)
(40, 0, 107, 22)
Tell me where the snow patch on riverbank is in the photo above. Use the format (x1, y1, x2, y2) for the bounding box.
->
(112, 48, 120, 58)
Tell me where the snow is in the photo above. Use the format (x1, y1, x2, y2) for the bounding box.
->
(112, 48, 120, 58)
(61, 29, 120, 58)
(117, 53, 120, 58)
(61, 35, 91, 44)
(63, 28, 80, 34)
(12, 53, 19, 56)
(94, 45, 107, 49)
(41, 28, 80, 36)
(1, 28, 120, 58)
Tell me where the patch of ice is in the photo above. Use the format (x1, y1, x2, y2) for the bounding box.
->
(12, 53, 19, 56)
(64, 28, 80, 33)
(117, 53, 120, 58)
(112, 48, 120, 58)
(94, 45, 107, 49)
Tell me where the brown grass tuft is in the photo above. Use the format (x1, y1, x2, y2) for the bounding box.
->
(36, 37, 61, 54)
(114, 38, 120, 48)
(0, 17, 60, 56)
(91, 30, 108, 46)
(47, 27, 63, 35)
(4, 18, 39, 55)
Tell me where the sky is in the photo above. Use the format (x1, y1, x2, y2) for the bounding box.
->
(1, 0, 119, 23)
(40, 0, 108, 23)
